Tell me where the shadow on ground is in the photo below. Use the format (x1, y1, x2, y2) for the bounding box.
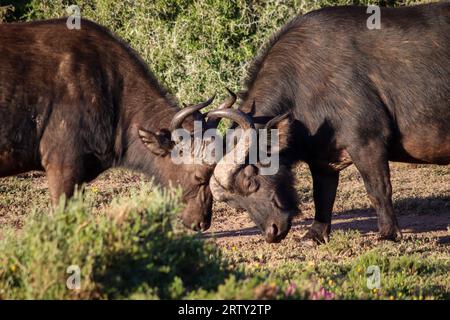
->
(204, 196, 450, 243)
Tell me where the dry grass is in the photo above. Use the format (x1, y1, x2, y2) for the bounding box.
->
(207, 163, 449, 253)
(0, 163, 449, 299)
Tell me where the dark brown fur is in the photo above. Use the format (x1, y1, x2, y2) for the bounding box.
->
(0, 19, 213, 230)
(226, 3, 450, 242)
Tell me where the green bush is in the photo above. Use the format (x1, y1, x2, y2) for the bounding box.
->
(0, 185, 323, 300)
(0, 186, 230, 299)
(1, 0, 427, 105)
(0, 186, 447, 299)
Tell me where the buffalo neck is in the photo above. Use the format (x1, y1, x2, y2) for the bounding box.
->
(113, 60, 181, 185)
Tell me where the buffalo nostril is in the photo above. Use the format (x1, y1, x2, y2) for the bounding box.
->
(265, 224, 279, 243)
(270, 224, 279, 237)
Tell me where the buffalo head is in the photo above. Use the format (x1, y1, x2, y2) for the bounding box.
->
(137, 96, 229, 232)
(207, 94, 299, 243)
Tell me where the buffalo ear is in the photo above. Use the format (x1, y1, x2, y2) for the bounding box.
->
(265, 112, 293, 153)
(138, 128, 174, 156)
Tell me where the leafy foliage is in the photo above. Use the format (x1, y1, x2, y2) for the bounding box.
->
(1, 0, 426, 105)
(0, 186, 230, 299)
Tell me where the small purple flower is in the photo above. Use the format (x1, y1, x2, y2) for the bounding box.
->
(285, 282, 297, 297)
(311, 287, 335, 300)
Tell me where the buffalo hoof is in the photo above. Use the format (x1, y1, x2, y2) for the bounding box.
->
(378, 224, 403, 241)
(378, 227, 403, 242)
(302, 221, 331, 244)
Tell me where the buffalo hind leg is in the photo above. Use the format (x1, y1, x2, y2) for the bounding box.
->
(303, 165, 339, 243)
(349, 143, 402, 241)
(45, 162, 83, 207)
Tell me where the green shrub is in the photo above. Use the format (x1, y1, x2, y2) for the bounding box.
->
(0, 186, 229, 299)
(2, 0, 428, 105)
(0, 185, 447, 299)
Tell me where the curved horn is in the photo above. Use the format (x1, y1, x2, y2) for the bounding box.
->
(206, 108, 254, 130)
(170, 95, 215, 132)
(246, 100, 256, 117)
(206, 88, 237, 129)
(221, 88, 237, 109)
(209, 108, 255, 190)
(212, 127, 255, 190)
(265, 112, 291, 129)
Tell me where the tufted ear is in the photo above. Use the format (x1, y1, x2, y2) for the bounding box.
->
(138, 128, 174, 156)
(265, 112, 294, 154)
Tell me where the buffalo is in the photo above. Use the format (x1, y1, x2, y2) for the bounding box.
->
(210, 3, 450, 243)
(0, 18, 228, 231)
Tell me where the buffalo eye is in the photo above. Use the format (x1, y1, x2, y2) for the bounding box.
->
(194, 172, 207, 185)
(273, 193, 285, 210)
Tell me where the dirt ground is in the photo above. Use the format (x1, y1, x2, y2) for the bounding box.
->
(207, 163, 450, 240)
(1, 162, 449, 265)
(196, 163, 449, 265)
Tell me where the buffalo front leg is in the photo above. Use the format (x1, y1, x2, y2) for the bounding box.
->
(303, 165, 339, 243)
(349, 143, 402, 241)
(45, 162, 83, 207)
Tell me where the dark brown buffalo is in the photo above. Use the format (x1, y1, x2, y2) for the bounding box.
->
(0, 18, 219, 231)
(211, 3, 450, 243)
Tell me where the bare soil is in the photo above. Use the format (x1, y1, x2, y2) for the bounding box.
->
(1, 162, 449, 264)
(203, 163, 449, 263)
